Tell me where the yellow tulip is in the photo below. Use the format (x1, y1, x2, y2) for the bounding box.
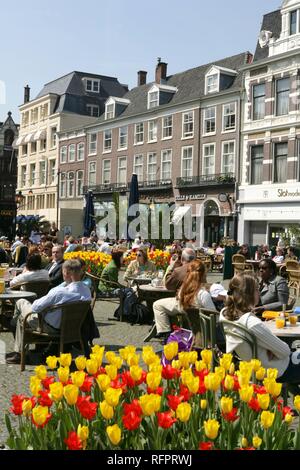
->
(294, 395, 300, 412)
(77, 424, 89, 441)
(237, 371, 251, 387)
(201, 350, 213, 367)
(105, 351, 117, 364)
(139, 394, 161, 416)
(219, 354, 233, 371)
(215, 366, 226, 381)
(34, 365, 47, 380)
(256, 367, 266, 381)
(126, 353, 140, 367)
(148, 363, 162, 373)
(71, 371, 86, 388)
(220, 396, 233, 414)
(171, 360, 181, 370)
(200, 399, 207, 410)
(63, 384, 79, 406)
(111, 357, 123, 369)
(181, 369, 193, 386)
(100, 400, 114, 420)
(59, 353, 72, 367)
(250, 359, 261, 372)
(30, 376, 42, 397)
(224, 375, 234, 391)
(186, 376, 200, 394)
(89, 353, 103, 368)
(57, 367, 70, 383)
(105, 365, 118, 380)
(104, 388, 122, 407)
(195, 360, 207, 372)
(46, 356, 58, 370)
(143, 350, 159, 366)
(261, 411, 275, 429)
(263, 379, 282, 397)
(96, 374, 111, 392)
(130, 365, 143, 382)
(49, 382, 64, 402)
(252, 436, 262, 449)
(176, 402, 192, 422)
(91, 344, 105, 361)
(229, 363, 235, 375)
(266, 368, 278, 380)
(119, 345, 136, 361)
(75, 356, 87, 371)
(204, 373, 221, 392)
(32, 406, 49, 426)
(239, 361, 253, 376)
(22, 399, 33, 417)
(257, 393, 270, 410)
(86, 359, 98, 375)
(164, 342, 178, 361)
(178, 352, 190, 369)
(239, 385, 254, 403)
(241, 437, 248, 448)
(146, 372, 161, 391)
(188, 351, 198, 364)
(106, 424, 121, 446)
(204, 419, 220, 440)
(285, 413, 294, 425)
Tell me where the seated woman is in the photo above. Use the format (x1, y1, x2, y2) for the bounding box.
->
(285, 246, 298, 262)
(238, 244, 251, 260)
(98, 250, 124, 296)
(273, 247, 285, 264)
(10, 253, 49, 289)
(252, 258, 289, 314)
(220, 274, 300, 385)
(124, 248, 155, 283)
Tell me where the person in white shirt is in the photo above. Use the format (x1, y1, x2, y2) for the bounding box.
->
(97, 239, 112, 255)
(10, 254, 49, 289)
(273, 247, 285, 264)
(220, 273, 300, 385)
(6, 259, 91, 364)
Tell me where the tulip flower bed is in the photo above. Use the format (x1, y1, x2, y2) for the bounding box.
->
(64, 251, 111, 277)
(123, 249, 171, 271)
(5, 344, 300, 450)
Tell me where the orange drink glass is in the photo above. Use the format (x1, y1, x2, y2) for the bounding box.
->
(275, 317, 285, 329)
(0, 280, 5, 294)
(289, 315, 298, 326)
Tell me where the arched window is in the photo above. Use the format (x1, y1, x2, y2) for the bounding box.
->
(4, 129, 14, 146)
(204, 200, 219, 216)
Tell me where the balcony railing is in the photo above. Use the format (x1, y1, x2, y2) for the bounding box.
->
(138, 179, 172, 191)
(83, 182, 128, 194)
(176, 173, 236, 188)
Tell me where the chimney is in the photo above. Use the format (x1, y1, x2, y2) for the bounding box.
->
(137, 70, 147, 86)
(246, 52, 253, 64)
(155, 58, 167, 84)
(24, 85, 30, 104)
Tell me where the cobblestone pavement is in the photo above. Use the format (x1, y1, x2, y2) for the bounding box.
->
(0, 273, 298, 446)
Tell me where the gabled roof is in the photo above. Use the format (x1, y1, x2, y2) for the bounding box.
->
(95, 52, 249, 123)
(253, 9, 282, 62)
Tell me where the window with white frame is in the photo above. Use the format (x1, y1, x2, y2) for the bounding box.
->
(67, 171, 75, 198)
(181, 147, 193, 178)
(203, 107, 216, 134)
(133, 154, 143, 181)
(250, 145, 264, 185)
(118, 157, 127, 184)
(223, 103, 236, 132)
(276, 78, 290, 116)
(50, 127, 57, 148)
(203, 144, 215, 175)
(147, 153, 157, 181)
(29, 163, 36, 186)
(77, 143, 85, 161)
(206, 73, 219, 94)
(222, 141, 235, 174)
(87, 104, 100, 117)
(88, 162, 96, 186)
(134, 123, 144, 144)
(40, 139, 46, 152)
(60, 146, 67, 163)
(274, 142, 288, 183)
(39, 161, 46, 185)
(49, 160, 56, 184)
(118, 126, 128, 149)
(105, 103, 115, 120)
(253, 84, 266, 120)
(148, 90, 159, 109)
(30, 141, 37, 154)
(76, 170, 84, 197)
(21, 166, 27, 187)
(69, 144, 76, 162)
(290, 10, 298, 35)
(22, 144, 28, 156)
(161, 149, 172, 180)
(102, 160, 111, 185)
(182, 111, 194, 138)
(162, 115, 173, 139)
(86, 79, 100, 93)
(60, 173, 66, 198)
(88, 133, 97, 155)
(103, 130, 112, 152)
(148, 120, 158, 142)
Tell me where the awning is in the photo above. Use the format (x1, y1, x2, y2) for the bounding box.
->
(24, 133, 35, 143)
(171, 205, 191, 224)
(33, 129, 47, 141)
(14, 135, 25, 146)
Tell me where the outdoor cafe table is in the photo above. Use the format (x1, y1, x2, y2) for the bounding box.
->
(265, 319, 300, 348)
(126, 276, 153, 287)
(137, 284, 176, 314)
(0, 289, 37, 331)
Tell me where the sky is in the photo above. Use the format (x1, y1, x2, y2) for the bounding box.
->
(0, 0, 281, 123)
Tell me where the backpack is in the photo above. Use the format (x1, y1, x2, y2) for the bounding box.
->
(113, 288, 152, 325)
(130, 302, 152, 325)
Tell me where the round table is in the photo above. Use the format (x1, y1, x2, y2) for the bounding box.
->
(265, 319, 300, 348)
(137, 284, 176, 312)
(0, 289, 37, 331)
(126, 276, 153, 286)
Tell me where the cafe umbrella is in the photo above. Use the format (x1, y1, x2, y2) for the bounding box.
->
(83, 190, 96, 236)
(127, 173, 139, 240)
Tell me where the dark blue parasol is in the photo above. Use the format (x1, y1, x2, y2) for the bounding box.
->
(127, 173, 139, 240)
(83, 191, 96, 236)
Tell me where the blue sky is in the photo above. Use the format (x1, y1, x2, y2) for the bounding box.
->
(0, 0, 281, 122)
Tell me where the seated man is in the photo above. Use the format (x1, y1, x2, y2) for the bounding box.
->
(10, 253, 49, 288)
(210, 283, 227, 312)
(6, 259, 91, 364)
(46, 245, 64, 288)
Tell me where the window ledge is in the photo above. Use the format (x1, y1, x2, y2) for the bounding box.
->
(118, 147, 128, 152)
(222, 128, 236, 134)
(103, 150, 112, 154)
(161, 136, 173, 141)
(181, 135, 194, 140)
(134, 142, 144, 146)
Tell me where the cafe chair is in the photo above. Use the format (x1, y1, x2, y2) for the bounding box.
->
(185, 307, 219, 366)
(20, 300, 91, 371)
(10, 281, 50, 299)
(84, 272, 125, 320)
(286, 261, 300, 298)
(232, 254, 246, 276)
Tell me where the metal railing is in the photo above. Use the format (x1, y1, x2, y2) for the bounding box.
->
(176, 173, 236, 188)
(84, 179, 173, 194)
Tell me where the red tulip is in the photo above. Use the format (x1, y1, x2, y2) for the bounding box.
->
(253, 385, 267, 395)
(76, 396, 98, 420)
(222, 407, 239, 422)
(167, 394, 184, 411)
(157, 411, 177, 429)
(38, 390, 53, 407)
(41, 376, 55, 390)
(122, 411, 142, 431)
(80, 376, 94, 393)
(123, 399, 143, 417)
(162, 365, 180, 380)
(10, 394, 28, 415)
(64, 431, 83, 450)
(199, 442, 214, 450)
(248, 397, 261, 412)
(147, 386, 164, 396)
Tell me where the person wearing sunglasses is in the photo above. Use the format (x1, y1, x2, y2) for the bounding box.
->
(124, 248, 155, 283)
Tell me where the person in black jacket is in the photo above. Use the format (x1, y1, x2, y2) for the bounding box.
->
(46, 245, 64, 288)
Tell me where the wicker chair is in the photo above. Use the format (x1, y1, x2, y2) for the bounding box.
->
(286, 260, 300, 298)
(185, 307, 219, 366)
(20, 300, 91, 371)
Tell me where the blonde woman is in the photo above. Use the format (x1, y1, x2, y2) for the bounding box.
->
(124, 248, 155, 283)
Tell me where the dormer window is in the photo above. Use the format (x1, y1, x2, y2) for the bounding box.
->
(148, 90, 159, 109)
(105, 103, 115, 120)
(290, 10, 299, 35)
(147, 84, 177, 109)
(86, 79, 100, 93)
(206, 74, 219, 94)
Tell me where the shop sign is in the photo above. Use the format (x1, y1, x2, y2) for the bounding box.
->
(175, 194, 206, 201)
(0, 210, 14, 216)
(277, 189, 300, 198)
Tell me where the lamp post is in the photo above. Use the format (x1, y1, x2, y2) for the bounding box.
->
(56, 170, 61, 229)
